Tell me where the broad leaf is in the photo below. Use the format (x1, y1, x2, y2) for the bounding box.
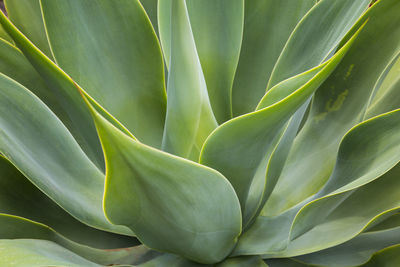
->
(40, 0, 166, 148)
(295, 224, 400, 266)
(263, 0, 400, 216)
(200, 31, 357, 224)
(0, 214, 149, 265)
(0, 239, 101, 267)
(0, 10, 104, 170)
(0, 155, 136, 249)
(0, 73, 130, 235)
(235, 109, 400, 256)
(83, 93, 242, 264)
(231, 0, 315, 116)
(267, 0, 370, 89)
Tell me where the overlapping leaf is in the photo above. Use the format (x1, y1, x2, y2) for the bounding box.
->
(199, 29, 358, 227)
(231, 0, 316, 115)
(187, 0, 244, 123)
(263, 0, 400, 216)
(0, 73, 130, 235)
(160, 0, 217, 160)
(40, 0, 167, 148)
(81, 91, 242, 264)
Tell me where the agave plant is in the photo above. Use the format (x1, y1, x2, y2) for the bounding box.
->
(0, 0, 399, 266)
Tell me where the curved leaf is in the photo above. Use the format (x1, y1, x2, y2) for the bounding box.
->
(0, 155, 136, 249)
(199, 31, 357, 224)
(263, 0, 400, 216)
(40, 0, 166, 148)
(0, 239, 100, 267)
(82, 93, 242, 264)
(160, 0, 217, 160)
(0, 73, 130, 235)
(295, 225, 400, 266)
(187, 0, 244, 123)
(267, 0, 370, 89)
(365, 52, 400, 118)
(0, 214, 150, 266)
(217, 256, 269, 267)
(361, 244, 400, 267)
(139, 0, 158, 36)
(4, 0, 52, 57)
(0, 10, 104, 170)
(231, 0, 315, 116)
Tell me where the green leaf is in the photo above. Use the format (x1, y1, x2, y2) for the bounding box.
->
(265, 259, 307, 267)
(278, 110, 400, 256)
(267, 0, 370, 89)
(187, 0, 244, 123)
(138, 254, 204, 267)
(40, 0, 166, 148)
(263, 0, 400, 216)
(235, 109, 400, 257)
(0, 155, 136, 250)
(365, 52, 400, 118)
(0, 10, 104, 170)
(0, 73, 130, 235)
(0, 214, 150, 265)
(4, 0, 53, 58)
(160, 0, 217, 160)
(139, 0, 159, 36)
(199, 31, 357, 224)
(0, 23, 12, 44)
(217, 256, 269, 267)
(361, 244, 400, 267)
(295, 223, 400, 266)
(0, 239, 101, 267)
(231, 0, 315, 116)
(82, 93, 242, 264)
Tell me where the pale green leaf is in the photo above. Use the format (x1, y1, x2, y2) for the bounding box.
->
(295, 224, 400, 266)
(0, 155, 137, 250)
(0, 73, 130, 235)
(0, 214, 151, 265)
(365, 52, 400, 118)
(160, 0, 217, 160)
(263, 0, 400, 216)
(83, 94, 242, 264)
(4, 0, 53, 58)
(267, 0, 370, 89)
(187, 0, 244, 123)
(200, 32, 357, 225)
(231, 0, 315, 116)
(0, 239, 100, 267)
(40, 0, 166, 148)
(0, 10, 105, 170)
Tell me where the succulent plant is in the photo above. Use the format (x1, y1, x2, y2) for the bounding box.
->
(0, 0, 399, 266)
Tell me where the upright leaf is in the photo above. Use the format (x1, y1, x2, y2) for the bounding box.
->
(187, 0, 244, 123)
(160, 0, 217, 160)
(263, 0, 400, 216)
(40, 0, 167, 148)
(231, 0, 315, 116)
(5, 0, 53, 58)
(267, 0, 370, 89)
